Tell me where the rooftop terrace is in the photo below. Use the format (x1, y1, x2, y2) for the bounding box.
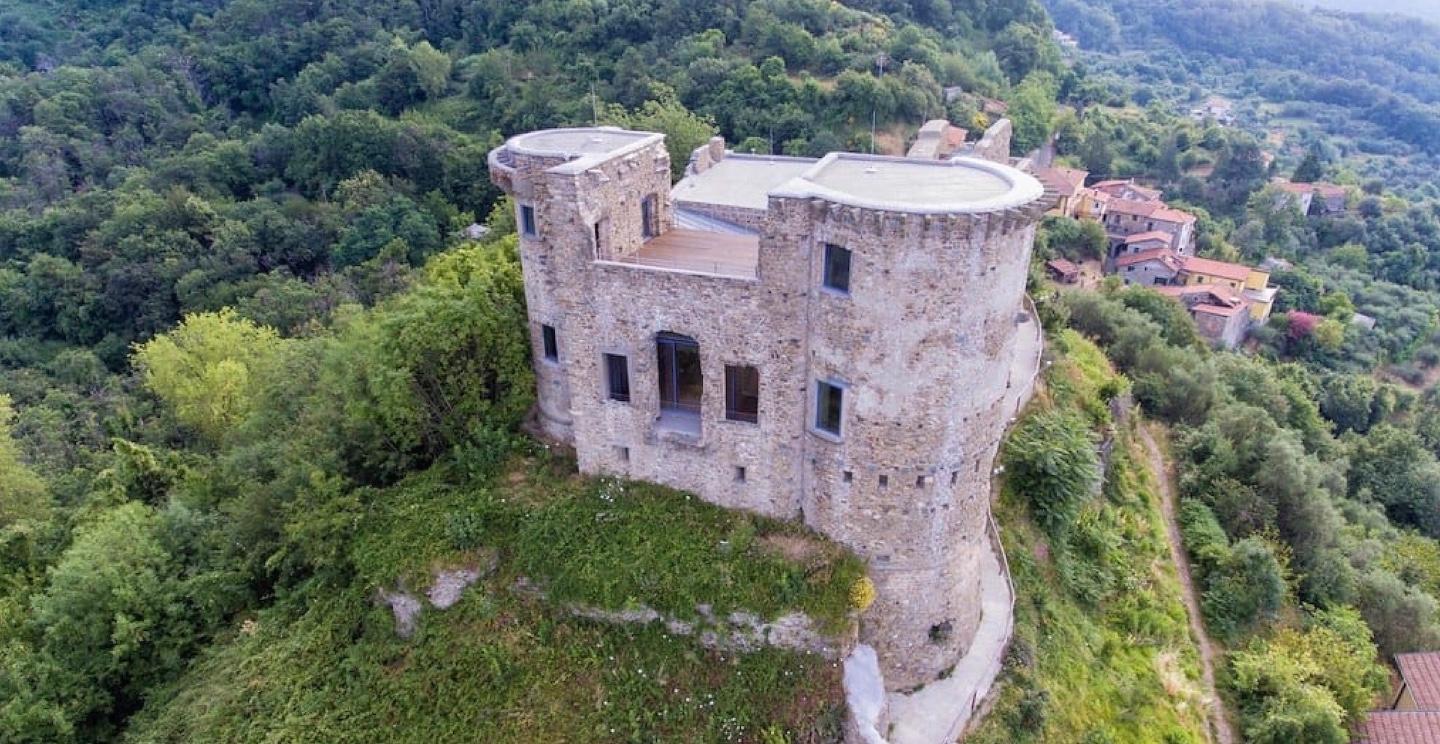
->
(605, 228, 760, 280)
(673, 155, 816, 211)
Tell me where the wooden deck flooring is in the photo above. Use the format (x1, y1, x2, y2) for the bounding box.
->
(610, 229, 759, 278)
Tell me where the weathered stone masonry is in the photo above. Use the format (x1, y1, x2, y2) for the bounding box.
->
(488, 127, 1049, 691)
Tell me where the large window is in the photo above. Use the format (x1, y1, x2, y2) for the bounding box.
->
(520, 204, 538, 237)
(815, 380, 844, 436)
(656, 333, 702, 415)
(541, 324, 558, 361)
(725, 365, 759, 423)
(823, 243, 851, 293)
(604, 353, 630, 402)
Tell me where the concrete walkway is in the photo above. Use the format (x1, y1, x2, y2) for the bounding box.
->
(881, 301, 1042, 744)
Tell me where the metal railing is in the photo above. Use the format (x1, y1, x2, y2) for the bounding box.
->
(597, 252, 758, 280)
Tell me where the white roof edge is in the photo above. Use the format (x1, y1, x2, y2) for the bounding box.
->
(503, 127, 666, 176)
(768, 153, 1046, 215)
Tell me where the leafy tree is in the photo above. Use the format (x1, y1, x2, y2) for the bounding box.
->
(133, 309, 286, 442)
(1008, 72, 1058, 154)
(1292, 146, 1325, 184)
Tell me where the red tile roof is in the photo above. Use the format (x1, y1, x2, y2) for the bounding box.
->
(1156, 282, 1243, 305)
(1192, 301, 1248, 318)
(1123, 230, 1175, 245)
(1046, 258, 1080, 275)
(1115, 247, 1182, 271)
(1398, 652, 1440, 710)
(1355, 712, 1440, 743)
(1181, 255, 1252, 283)
(1092, 180, 1163, 202)
(1152, 206, 1197, 225)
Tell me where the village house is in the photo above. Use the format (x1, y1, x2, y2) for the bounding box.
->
(1110, 249, 1277, 348)
(1273, 179, 1350, 215)
(1156, 284, 1253, 349)
(1356, 652, 1440, 743)
(1033, 166, 1089, 218)
(1102, 198, 1197, 255)
(1114, 247, 1183, 287)
(1189, 95, 1236, 126)
(1046, 257, 1081, 284)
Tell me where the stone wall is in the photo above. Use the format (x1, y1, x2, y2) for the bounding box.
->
(959, 119, 1013, 163)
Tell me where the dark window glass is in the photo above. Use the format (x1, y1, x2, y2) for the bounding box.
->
(823, 244, 851, 293)
(604, 354, 630, 402)
(657, 333, 701, 414)
(725, 365, 760, 423)
(520, 205, 537, 236)
(541, 324, 558, 361)
(815, 381, 843, 435)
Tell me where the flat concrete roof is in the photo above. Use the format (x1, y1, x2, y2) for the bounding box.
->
(673, 155, 816, 211)
(773, 153, 1045, 214)
(507, 127, 657, 158)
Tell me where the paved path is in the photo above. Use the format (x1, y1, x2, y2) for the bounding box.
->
(1140, 424, 1236, 744)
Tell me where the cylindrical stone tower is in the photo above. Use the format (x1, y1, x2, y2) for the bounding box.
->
(488, 128, 672, 443)
(771, 154, 1046, 689)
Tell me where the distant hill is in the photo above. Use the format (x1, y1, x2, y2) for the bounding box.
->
(1295, 0, 1440, 22)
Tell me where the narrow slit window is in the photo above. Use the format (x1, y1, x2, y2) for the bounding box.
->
(879, 474, 889, 488)
(725, 365, 760, 423)
(735, 466, 747, 483)
(815, 380, 844, 436)
(541, 324, 558, 361)
(641, 194, 659, 238)
(823, 243, 851, 293)
(520, 204, 538, 237)
(604, 353, 630, 402)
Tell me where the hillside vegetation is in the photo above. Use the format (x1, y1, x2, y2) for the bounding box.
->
(0, 1, 1069, 740)
(970, 331, 1211, 744)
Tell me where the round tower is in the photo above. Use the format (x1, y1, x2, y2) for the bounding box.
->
(488, 128, 671, 444)
(770, 154, 1047, 689)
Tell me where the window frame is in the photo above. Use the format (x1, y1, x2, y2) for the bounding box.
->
(603, 353, 630, 403)
(519, 204, 538, 237)
(813, 379, 845, 439)
(822, 243, 851, 294)
(724, 364, 760, 423)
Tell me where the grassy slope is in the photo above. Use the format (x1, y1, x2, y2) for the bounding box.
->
(969, 331, 1211, 744)
(125, 452, 864, 743)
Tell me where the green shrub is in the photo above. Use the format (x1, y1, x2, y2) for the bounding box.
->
(1004, 408, 1101, 539)
(1202, 537, 1286, 639)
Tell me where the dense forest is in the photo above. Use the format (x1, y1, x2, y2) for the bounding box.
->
(0, 0, 1070, 741)
(5, 0, 1440, 742)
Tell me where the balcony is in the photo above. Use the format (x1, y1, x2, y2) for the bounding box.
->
(602, 228, 759, 280)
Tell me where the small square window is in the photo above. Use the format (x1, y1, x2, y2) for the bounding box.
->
(616, 446, 630, 462)
(879, 474, 889, 488)
(916, 475, 927, 488)
(541, 324, 558, 361)
(842, 471, 853, 484)
(520, 204, 538, 237)
(823, 243, 851, 293)
(735, 466, 747, 483)
(815, 380, 844, 436)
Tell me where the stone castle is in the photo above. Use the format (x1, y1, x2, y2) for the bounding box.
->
(487, 127, 1049, 696)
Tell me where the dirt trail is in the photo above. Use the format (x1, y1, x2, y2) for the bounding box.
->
(1139, 423, 1237, 744)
